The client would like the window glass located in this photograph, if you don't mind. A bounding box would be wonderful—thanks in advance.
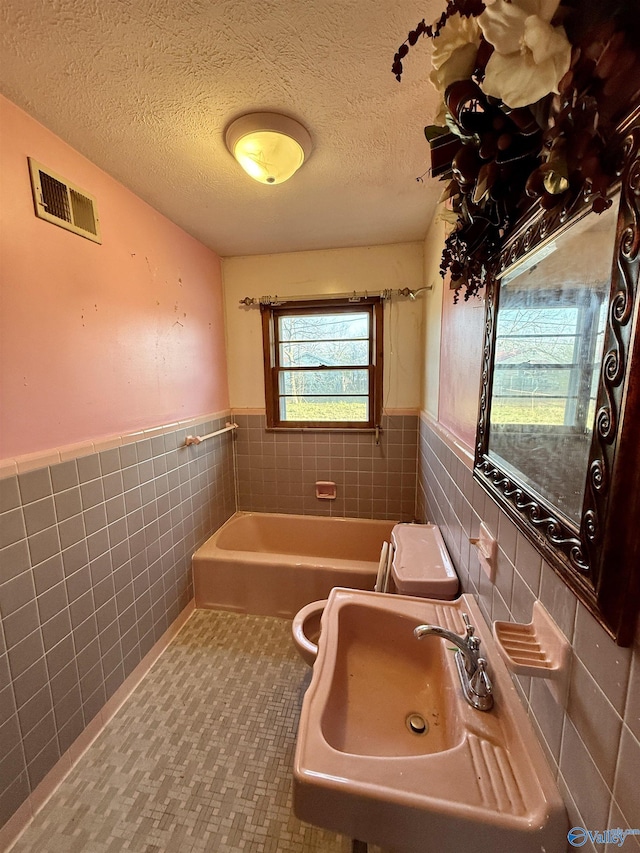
[261,298,382,429]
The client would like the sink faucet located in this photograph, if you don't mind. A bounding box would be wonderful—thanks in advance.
[414,613,493,711]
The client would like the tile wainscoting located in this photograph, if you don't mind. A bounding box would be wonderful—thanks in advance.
[3,408,637,851]
[0,415,236,832]
[417,413,640,852]
[233,412,419,522]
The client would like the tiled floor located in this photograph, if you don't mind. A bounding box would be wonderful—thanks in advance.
[9,610,355,853]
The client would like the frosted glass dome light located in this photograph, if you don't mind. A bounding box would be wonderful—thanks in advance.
[225,113,313,185]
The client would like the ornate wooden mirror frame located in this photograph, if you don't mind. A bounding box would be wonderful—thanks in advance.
[474,106,640,646]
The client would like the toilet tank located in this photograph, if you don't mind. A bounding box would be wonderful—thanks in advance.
[391,524,459,600]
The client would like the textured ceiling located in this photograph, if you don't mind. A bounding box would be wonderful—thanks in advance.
[0,0,443,257]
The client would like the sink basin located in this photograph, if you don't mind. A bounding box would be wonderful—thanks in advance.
[321,602,463,757]
[293,588,567,853]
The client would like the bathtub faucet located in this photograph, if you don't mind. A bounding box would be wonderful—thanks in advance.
[414,613,493,711]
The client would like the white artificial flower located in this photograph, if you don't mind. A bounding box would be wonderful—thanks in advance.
[477,0,572,109]
[429,13,481,96]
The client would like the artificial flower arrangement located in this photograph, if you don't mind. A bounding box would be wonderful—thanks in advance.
[394,0,640,301]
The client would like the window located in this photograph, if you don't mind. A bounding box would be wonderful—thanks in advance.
[260,297,383,428]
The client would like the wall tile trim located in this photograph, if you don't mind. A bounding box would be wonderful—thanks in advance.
[1,412,231,480]
[420,411,474,470]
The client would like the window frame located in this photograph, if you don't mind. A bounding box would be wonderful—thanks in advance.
[260,296,384,429]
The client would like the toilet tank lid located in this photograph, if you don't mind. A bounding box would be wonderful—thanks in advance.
[391,524,459,599]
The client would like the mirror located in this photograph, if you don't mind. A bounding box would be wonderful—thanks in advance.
[474,107,640,646]
[488,205,616,526]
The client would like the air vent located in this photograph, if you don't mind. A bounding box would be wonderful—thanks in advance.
[28,158,101,244]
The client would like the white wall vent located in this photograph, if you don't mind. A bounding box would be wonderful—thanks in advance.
[28,158,102,244]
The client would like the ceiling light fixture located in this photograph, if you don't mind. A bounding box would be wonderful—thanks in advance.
[225,112,313,185]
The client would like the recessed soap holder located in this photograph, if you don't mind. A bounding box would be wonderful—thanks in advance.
[470,522,496,582]
[493,601,571,706]
[315,480,337,500]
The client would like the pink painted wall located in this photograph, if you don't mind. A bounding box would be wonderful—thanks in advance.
[0,95,229,461]
[437,286,485,450]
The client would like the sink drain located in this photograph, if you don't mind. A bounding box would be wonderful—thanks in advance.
[406,713,429,735]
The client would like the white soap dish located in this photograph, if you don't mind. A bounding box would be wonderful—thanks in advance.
[493,601,571,706]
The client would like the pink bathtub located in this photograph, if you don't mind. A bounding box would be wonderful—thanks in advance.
[193,512,397,618]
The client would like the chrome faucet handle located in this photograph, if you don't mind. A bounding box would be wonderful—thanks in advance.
[461,612,475,639]
[470,658,492,699]
[461,612,481,654]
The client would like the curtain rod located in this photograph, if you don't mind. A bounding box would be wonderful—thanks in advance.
[238,287,432,307]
